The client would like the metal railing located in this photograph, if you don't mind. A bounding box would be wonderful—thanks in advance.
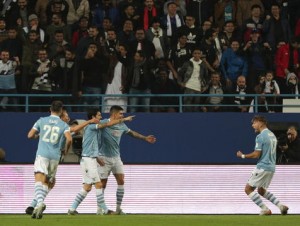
[0,93,300,113]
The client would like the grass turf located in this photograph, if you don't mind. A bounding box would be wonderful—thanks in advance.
[0,214,299,226]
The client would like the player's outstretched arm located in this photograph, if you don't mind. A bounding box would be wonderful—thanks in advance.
[98,115,135,129]
[237,150,261,159]
[71,118,99,133]
[128,130,156,143]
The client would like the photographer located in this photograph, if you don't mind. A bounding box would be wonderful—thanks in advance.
[278,126,300,163]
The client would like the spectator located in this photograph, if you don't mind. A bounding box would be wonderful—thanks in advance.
[128,27,156,60]
[21,30,43,93]
[228,75,251,112]
[186,0,215,27]
[248,74,268,113]
[263,3,292,55]
[46,12,72,44]
[236,0,264,28]
[49,47,77,109]
[0,50,20,111]
[47,29,69,60]
[29,48,53,112]
[241,4,264,44]
[46,0,69,25]
[275,37,299,91]
[71,16,89,48]
[65,0,90,26]
[5,0,35,28]
[178,14,202,50]
[0,17,8,44]
[102,43,130,113]
[22,14,46,44]
[163,0,186,17]
[284,72,299,99]
[92,0,120,30]
[262,71,280,112]
[141,0,159,31]
[150,67,179,112]
[277,126,300,163]
[214,0,236,31]
[145,17,169,60]
[161,1,184,46]
[120,3,140,30]
[99,16,113,39]
[178,48,209,112]
[202,71,225,112]
[199,29,220,74]
[76,25,101,60]
[0,26,22,60]
[118,19,135,44]
[35,0,50,28]
[103,28,119,55]
[220,39,248,92]
[199,20,213,42]
[127,50,154,112]
[77,42,109,111]
[218,20,240,52]
[243,29,272,92]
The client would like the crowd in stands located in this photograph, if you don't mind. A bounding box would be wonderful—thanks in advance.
[0,0,300,113]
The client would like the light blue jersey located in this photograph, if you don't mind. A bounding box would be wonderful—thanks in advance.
[100,118,130,157]
[255,128,277,172]
[82,123,101,158]
[33,115,70,161]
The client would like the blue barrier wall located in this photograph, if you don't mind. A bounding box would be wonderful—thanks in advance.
[0,113,299,163]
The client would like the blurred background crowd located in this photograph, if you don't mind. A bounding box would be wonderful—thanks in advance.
[1,0,300,113]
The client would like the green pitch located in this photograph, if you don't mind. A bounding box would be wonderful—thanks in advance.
[0,215,299,226]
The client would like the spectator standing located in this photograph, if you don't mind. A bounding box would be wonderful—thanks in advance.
[141,0,159,31]
[71,16,89,48]
[65,0,90,26]
[229,75,251,112]
[22,14,46,44]
[127,50,154,112]
[46,0,69,25]
[178,48,209,112]
[236,0,264,28]
[161,1,184,46]
[166,33,192,81]
[278,126,300,163]
[35,0,50,28]
[214,0,236,31]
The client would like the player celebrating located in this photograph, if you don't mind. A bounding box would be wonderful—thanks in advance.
[237,115,289,215]
[68,108,134,215]
[28,101,72,219]
[98,105,156,214]
[25,108,99,215]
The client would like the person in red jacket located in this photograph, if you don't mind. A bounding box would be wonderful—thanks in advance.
[275,37,300,91]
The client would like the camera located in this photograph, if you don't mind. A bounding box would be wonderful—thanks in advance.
[277,133,288,146]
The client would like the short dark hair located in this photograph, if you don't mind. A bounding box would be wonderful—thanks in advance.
[252,115,267,125]
[50,100,64,113]
[87,108,100,120]
[110,105,124,115]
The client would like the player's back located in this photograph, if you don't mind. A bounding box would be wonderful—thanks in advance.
[35,115,70,161]
[257,128,277,172]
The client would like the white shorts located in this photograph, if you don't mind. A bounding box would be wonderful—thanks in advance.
[247,168,274,189]
[80,157,100,184]
[97,156,124,179]
[34,155,59,182]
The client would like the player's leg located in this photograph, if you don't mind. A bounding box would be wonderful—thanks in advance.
[26,176,54,215]
[68,157,93,215]
[68,184,91,215]
[245,168,271,215]
[112,157,125,214]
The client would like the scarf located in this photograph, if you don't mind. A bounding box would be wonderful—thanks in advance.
[143,7,157,30]
[167,14,182,36]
